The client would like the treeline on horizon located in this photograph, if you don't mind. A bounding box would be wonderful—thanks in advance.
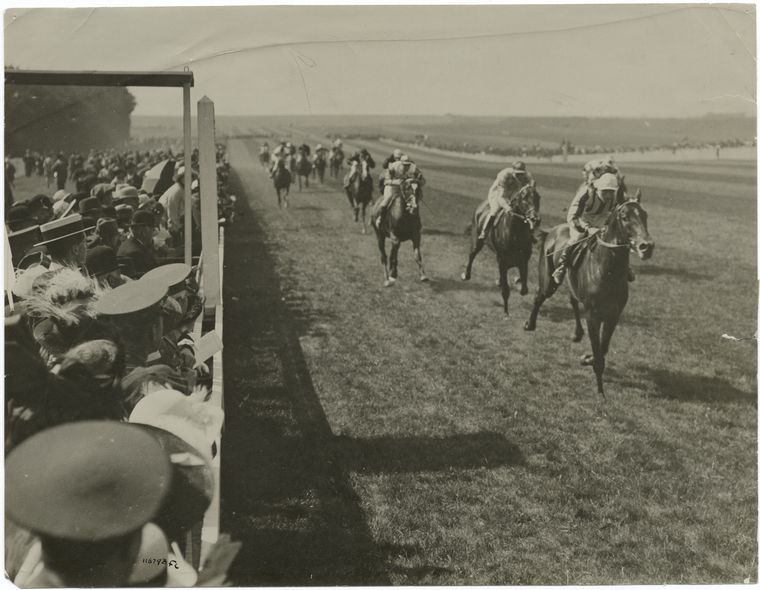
[5,84,136,154]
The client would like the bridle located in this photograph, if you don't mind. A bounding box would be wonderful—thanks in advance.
[507,184,538,227]
[597,199,643,249]
[399,179,420,213]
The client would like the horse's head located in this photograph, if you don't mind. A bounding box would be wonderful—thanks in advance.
[608,189,655,260]
[510,181,541,228]
[400,179,420,214]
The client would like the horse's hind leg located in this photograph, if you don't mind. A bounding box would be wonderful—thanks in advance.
[361,203,367,235]
[412,232,428,282]
[524,247,557,331]
[377,234,392,286]
[389,240,401,281]
[570,296,584,342]
[461,219,485,281]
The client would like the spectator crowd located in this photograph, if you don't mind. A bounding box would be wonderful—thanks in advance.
[4,142,239,587]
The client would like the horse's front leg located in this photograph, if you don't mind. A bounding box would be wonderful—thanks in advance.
[582,315,606,398]
[412,232,428,282]
[361,202,367,235]
[377,234,392,286]
[498,255,510,316]
[570,296,584,342]
[389,239,401,281]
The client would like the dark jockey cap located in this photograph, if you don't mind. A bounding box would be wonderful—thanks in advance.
[512,161,528,174]
[141,263,192,296]
[85,245,119,277]
[5,421,171,541]
[35,213,86,247]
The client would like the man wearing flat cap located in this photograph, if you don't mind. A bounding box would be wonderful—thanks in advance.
[117,210,158,278]
[6,421,172,588]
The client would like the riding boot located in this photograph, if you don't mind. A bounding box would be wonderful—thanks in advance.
[552,248,570,285]
[479,215,495,240]
[375,205,387,228]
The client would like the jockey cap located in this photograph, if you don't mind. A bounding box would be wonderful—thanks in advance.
[512,161,527,174]
[594,172,619,192]
[392,148,402,158]
[400,155,412,167]
[316,144,322,150]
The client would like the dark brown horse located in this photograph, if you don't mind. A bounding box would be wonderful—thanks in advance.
[295,152,312,191]
[371,179,427,287]
[524,190,654,396]
[461,183,541,316]
[329,149,344,179]
[345,160,373,234]
[271,158,292,208]
[313,152,327,183]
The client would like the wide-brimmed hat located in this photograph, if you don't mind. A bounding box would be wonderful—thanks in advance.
[90,182,115,201]
[5,421,171,541]
[141,263,193,296]
[96,279,167,318]
[79,196,102,217]
[34,213,86,246]
[131,210,155,228]
[86,245,120,277]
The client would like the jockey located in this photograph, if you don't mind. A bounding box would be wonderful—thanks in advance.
[343,148,376,189]
[583,156,619,184]
[298,143,311,158]
[314,144,328,158]
[374,155,426,227]
[478,161,535,241]
[332,138,343,150]
[552,172,633,284]
[269,142,290,177]
[379,148,403,192]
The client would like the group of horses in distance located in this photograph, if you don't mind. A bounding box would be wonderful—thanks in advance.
[258,140,655,396]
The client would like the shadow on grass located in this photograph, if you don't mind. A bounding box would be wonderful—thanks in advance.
[635,264,711,281]
[334,432,526,473]
[537,301,653,328]
[427,276,497,294]
[423,227,469,237]
[640,367,756,405]
[221,161,389,586]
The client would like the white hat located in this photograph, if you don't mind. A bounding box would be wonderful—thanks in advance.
[594,172,619,191]
[392,148,402,158]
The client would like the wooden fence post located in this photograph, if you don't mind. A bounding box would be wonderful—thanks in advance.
[198,96,220,309]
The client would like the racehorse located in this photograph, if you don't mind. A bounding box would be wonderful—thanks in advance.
[461,182,541,316]
[295,152,313,191]
[523,190,654,396]
[329,148,344,179]
[345,160,373,234]
[259,149,270,169]
[371,178,427,287]
[271,158,292,208]
[313,152,327,183]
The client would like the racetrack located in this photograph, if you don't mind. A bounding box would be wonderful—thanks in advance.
[221,136,756,584]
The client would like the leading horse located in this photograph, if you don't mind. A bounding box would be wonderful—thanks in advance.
[461,183,541,316]
[345,160,373,234]
[524,190,654,396]
[271,158,292,208]
[371,178,428,287]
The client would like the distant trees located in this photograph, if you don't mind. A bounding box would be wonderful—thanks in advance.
[5,82,136,154]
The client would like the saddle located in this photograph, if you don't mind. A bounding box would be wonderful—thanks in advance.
[564,229,600,268]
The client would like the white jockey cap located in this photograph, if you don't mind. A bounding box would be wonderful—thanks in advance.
[399,155,412,166]
[392,148,402,158]
[595,172,619,191]
[316,144,322,149]
[286,142,292,147]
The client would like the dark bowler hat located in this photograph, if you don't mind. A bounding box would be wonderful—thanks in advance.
[35,213,86,246]
[86,245,119,277]
[96,217,119,238]
[141,263,192,296]
[5,421,171,541]
[131,209,155,228]
[79,196,102,217]
[133,424,214,536]
[96,277,167,318]
[91,182,114,201]
[115,204,134,226]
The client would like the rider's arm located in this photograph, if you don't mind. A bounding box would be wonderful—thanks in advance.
[567,192,590,231]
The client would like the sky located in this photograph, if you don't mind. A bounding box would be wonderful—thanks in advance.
[4,4,757,118]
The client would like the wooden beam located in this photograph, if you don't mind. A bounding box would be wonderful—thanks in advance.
[183,85,193,265]
[5,69,193,87]
[197,96,221,309]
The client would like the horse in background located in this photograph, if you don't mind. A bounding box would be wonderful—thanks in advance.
[371,178,428,287]
[313,151,327,183]
[271,157,292,208]
[524,190,654,396]
[345,159,373,234]
[295,151,313,191]
[329,148,344,179]
[461,183,541,316]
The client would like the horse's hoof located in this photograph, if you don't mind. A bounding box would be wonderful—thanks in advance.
[572,331,584,343]
[383,279,396,288]
[520,286,529,296]
[523,321,535,332]
[420,275,429,282]
[502,312,511,320]
[580,354,594,366]
[461,272,470,281]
